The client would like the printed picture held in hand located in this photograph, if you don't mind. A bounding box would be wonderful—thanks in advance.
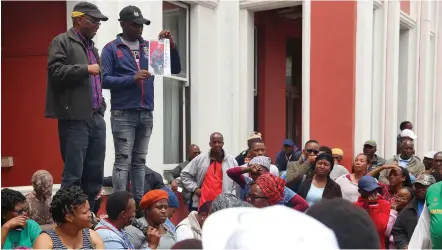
[147,38,171,76]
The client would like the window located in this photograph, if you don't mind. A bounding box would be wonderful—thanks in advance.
[163,1,190,164]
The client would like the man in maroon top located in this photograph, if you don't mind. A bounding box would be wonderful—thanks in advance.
[45,2,108,210]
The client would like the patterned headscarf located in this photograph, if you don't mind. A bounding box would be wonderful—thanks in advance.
[255,173,285,205]
[31,170,53,201]
[25,170,54,225]
[211,193,252,213]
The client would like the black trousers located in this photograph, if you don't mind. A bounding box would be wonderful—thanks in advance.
[58,112,106,211]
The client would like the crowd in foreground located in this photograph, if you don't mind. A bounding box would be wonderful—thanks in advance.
[1,129,441,249]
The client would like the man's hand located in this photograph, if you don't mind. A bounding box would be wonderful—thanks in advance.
[88,64,100,76]
[159,30,175,48]
[307,155,317,164]
[134,70,151,81]
[146,226,161,249]
[194,188,202,196]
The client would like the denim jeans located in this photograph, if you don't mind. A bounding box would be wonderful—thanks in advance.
[111,109,153,204]
[58,112,106,211]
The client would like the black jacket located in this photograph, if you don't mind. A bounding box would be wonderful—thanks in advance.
[392,198,419,249]
[45,28,106,120]
[298,176,342,200]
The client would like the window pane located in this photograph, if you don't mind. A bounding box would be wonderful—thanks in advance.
[163,78,185,164]
[163,2,187,79]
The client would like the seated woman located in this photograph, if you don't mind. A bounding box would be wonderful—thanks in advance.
[1,188,41,249]
[298,153,342,206]
[354,176,391,249]
[32,186,104,249]
[227,156,309,211]
[162,187,179,233]
[175,201,212,241]
[210,193,252,213]
[25,170,54,230]
[125,190,176,249]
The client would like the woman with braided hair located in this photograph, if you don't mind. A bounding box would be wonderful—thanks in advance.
[1,188,41,249]
[33,186,104,249]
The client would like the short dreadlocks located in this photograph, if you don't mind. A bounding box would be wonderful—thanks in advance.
[50,186,88,224]
[1,188,26,225]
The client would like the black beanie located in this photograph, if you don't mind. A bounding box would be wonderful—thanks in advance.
[315,153,335,170]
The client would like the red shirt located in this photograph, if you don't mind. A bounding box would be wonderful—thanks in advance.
[199,160,223,207]
[355,196,391,249]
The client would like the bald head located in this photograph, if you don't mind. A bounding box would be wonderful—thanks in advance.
[400,139,414,160]
[433,151,442,173]
[187,144,201,160]
[209,132,224,153]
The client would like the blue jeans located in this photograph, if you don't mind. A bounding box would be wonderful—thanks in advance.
[58,112,106,211]
[111,109,153,204]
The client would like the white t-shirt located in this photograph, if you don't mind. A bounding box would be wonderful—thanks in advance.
[335,174,359,202]
[176,224,196,242]
[306,183,325,206]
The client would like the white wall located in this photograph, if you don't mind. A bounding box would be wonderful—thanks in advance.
[356,0,442,159]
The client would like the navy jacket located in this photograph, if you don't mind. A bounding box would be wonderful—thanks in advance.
[275,150,301,171]
[101,35,181,110]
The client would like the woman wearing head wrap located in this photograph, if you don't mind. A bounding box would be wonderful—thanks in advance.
[25,170,54,228]
[247,173,285,208]
[298,153,342,206]
[227,156,309,211]
[124,190,176,249]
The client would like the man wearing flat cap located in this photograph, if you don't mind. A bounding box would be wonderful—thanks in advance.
[101,5,181,211]
[45,2,108,210]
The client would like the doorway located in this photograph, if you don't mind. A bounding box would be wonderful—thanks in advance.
[254,6,303,156]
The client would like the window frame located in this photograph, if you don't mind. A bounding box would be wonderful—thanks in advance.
[163,1,191,165]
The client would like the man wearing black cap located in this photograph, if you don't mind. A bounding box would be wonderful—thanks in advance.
[275,138,301,172]
[101,5,181,208]
[45,2,108,210]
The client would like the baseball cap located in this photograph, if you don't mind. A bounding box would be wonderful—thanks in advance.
[358,176,380,192]
[72,2,108,21]
[202,206,339,250]
[414,174,436,186]
[364,140,377,147]
[400,129,417,139]
[332,148,344,157]
[282,138,295,147]
[119,6,151,25]
[424,151,437,159]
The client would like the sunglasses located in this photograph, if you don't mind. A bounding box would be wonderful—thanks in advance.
[306,149,319,155]
[246,193,268,202]
[13,207,29,215]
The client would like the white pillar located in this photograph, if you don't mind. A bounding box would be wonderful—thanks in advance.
[371,1,388,157]
[434,3,442,150]
[416,1,433,156]
[354,0,374,156]
[384,0,400,158]
[302,0,311,145]
[237,9,255,151]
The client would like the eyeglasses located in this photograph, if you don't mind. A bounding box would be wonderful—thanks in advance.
[13,207,29,215]
[306,149,319,155]
[246,193,268,202]
[83,16,101,25]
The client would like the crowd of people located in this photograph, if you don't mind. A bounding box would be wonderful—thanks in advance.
[2,1,442,249]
